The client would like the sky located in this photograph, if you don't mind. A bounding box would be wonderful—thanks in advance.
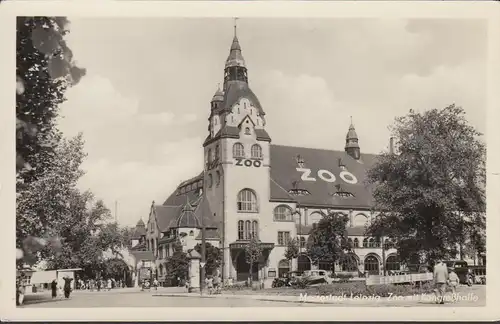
[56,18,487,227]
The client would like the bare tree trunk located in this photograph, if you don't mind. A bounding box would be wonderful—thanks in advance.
[249,261,253,286]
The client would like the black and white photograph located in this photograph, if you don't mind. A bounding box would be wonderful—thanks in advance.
[2,1,500,321]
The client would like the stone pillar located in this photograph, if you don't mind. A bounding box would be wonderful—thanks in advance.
[187,250,201,293]
[224,248,232,283]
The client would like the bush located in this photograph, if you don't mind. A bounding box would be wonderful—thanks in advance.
[334,273,354,282]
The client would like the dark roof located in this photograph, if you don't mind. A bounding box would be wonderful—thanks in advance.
[222,80,265,116]
[171,202,201,228]
[204,124,271,146]
[131,219,146,239]
[195,228,220,240]
[269,144,378,208]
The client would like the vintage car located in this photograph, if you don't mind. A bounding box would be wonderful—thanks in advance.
[469,266,486,285]
[272,271,304,288]
[302,270,333,285]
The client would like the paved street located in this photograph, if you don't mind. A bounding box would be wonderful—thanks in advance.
[21,285,485,308]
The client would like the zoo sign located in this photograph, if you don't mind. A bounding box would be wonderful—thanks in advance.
[296,168,358,185]
[235,158,262,168]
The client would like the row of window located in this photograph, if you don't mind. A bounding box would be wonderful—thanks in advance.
[206,143,263,164]
[348,237,395,248]
[237,220,259,240]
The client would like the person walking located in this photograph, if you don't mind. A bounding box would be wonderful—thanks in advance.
[51,279,58,299]
[63,277,73,299]
[448,268,460,301]
[433,260,449,304]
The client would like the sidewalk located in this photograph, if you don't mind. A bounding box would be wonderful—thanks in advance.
[152,286,485,306]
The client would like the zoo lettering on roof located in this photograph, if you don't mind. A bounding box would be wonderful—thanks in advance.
[296,168,358,185]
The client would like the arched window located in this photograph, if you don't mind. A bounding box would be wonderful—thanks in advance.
[207,174,213,188]
[386,255,400,271]
[251,220,258,239]
[354,213,368,227]
[158,246,163,259]
[369,238,375,248]
[278,259,290,278]
[353,238,359,248]
[348,238,353,247]
[216,171,221,186]
[309,212,323,224]
[364,255,380,274]
[207,149,212,164]
[300,237,306,249]
[273,205,292,221]
[233,143,245,158]
[363,238,368,247]
[245,127,251,135]
[245,220,251,240]
[251,144,262,159]
[237,220,244,240]
[374,237,381,248]
[237,189,258,212]
[215,145,220,159]
[189,230,194,236]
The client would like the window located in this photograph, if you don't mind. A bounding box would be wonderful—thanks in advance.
[237,189,258,212]
[207,149,212,164]
[158,246,163,259]
[251,220,258,239]
[386,255,400,271]
[215,145,220,159]
[369,238,375,248]
[216,171,221,186]
[363,238,368,247]
[251,144,262,159]
[364,255,379,274]
[353,238,359,248]
[238,220,244,240]
[273,205,293,221]
[245,127,251,135]
[374,237,381,248]
[300,236,306,249]
[189,230,194,236]
[277,231,291,246]
[207,174,213,188]
[245,220,251,240]
[348,238,353,247]
[233,143,245,158]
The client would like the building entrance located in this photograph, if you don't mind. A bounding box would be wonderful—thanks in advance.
[235,251,259,282]
[297,254,311,273]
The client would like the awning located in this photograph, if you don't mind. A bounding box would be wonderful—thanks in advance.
[30,270,57,284]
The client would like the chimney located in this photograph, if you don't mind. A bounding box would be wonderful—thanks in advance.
[389,137,394,155]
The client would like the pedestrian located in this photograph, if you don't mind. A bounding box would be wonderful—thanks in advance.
[466,269,474,287]
[153,278,159,290]
[205,276,214,295]
[448,268,460,300]
[96,278,101,292]
[212,272,221,294]
[16,276,26,306]
[63,277,73,299]
[51,279,58,299]
[433,260,449,304]
[107,278,112,291]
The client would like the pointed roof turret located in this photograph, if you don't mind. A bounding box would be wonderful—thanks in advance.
[345,116,359,142]
[211,84,224,102]
[136,219,145,227]
[225,18,246,69]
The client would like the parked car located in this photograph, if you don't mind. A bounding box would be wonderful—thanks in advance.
[302,270,333,285]
[468,266,486,285]
[444,260,469,284]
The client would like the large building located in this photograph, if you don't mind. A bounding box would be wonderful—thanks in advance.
[132,28,402,285]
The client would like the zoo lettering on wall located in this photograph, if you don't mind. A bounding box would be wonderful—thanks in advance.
[234,158,262,167]
[296,168,358,184]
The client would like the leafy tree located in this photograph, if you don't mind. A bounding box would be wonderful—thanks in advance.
[194,242,222,276]
[245,237,263,285]
[101,258,130,281]
[306,212,351,274]
[366,105,486,265]
[16,16,85,265]
[164,239,189,285]
[16,16,85,179]
[284,237,299,268]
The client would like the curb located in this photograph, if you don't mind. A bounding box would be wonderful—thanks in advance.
[152,293,332,305]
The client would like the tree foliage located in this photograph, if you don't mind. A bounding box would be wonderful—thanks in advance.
[16,16,86,265]
[164,239,189,284]
[245,237,263,284]
[194,242,222,276]
[366,105,486,264]
[306,212,352,273]
[284,237,299,262]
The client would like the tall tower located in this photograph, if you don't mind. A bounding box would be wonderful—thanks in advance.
[345,117,361,160]
[202,21,272,281]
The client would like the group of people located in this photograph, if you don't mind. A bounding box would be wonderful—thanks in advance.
[432,260,474,304]
[141,278,159,290]
[50,277,74,300]
[75,278,125,291]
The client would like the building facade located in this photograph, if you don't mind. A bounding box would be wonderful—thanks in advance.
[137,29,402,285]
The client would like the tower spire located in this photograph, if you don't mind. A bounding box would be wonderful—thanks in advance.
[345,116,360,160]
[234,17,238,37]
